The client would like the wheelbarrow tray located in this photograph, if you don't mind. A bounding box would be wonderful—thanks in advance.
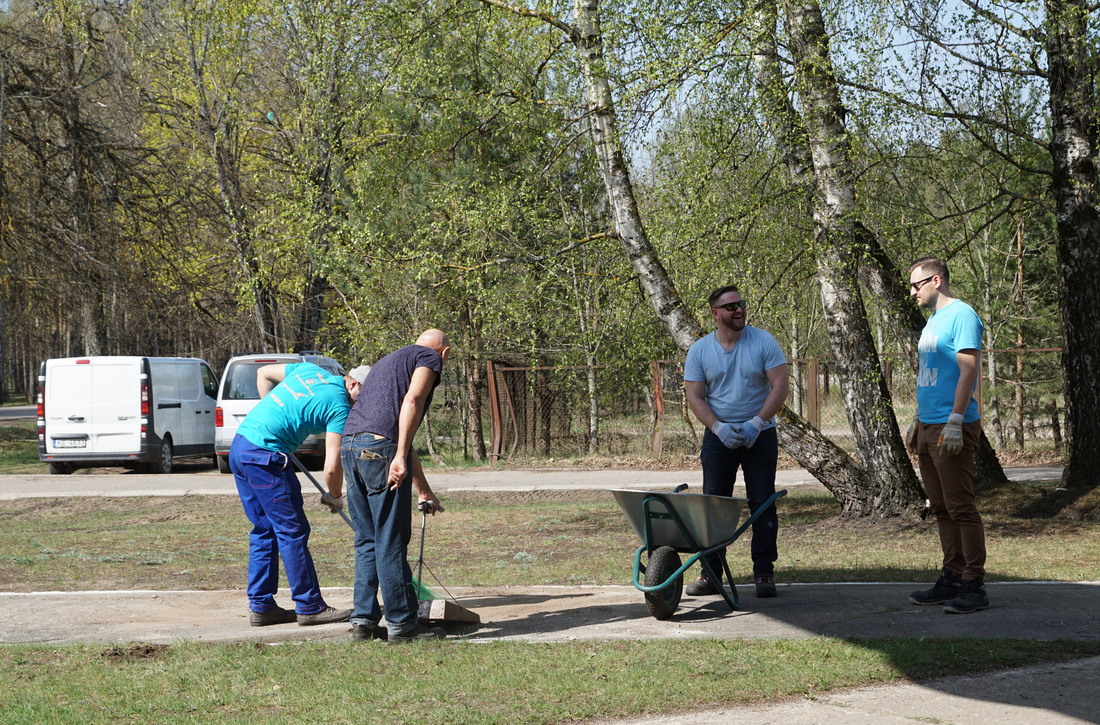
[610,487,787,620]
[609,489,746,551]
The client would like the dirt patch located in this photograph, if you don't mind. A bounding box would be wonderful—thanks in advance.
[101,643,171,661]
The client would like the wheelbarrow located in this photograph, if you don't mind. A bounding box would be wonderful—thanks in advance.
[610,485,788,620]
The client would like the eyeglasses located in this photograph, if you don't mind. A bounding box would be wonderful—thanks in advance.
[713,301,746,312]
[910,275,936,292]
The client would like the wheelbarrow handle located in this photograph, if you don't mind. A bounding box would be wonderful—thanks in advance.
[730,489,788,541]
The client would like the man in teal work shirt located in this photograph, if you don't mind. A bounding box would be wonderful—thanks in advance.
[230,361,369,627]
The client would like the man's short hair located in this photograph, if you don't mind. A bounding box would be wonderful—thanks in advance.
[909,257,949,283]
[707,285,740,308]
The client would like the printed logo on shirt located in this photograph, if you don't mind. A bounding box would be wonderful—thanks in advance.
[917,367,938,388]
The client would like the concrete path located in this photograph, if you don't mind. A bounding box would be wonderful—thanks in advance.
[0,465,1066,498]
[609,655,1100,725]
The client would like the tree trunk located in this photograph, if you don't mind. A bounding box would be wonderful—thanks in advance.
[571,0,900,506]
[465,356,488,460]
[1046,0,1100,490]
[781,0,924,513]
[571,0,699,352]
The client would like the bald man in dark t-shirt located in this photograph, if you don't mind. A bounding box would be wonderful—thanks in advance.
[341,329,450,642]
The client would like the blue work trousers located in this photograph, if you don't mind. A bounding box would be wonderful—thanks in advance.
[699,427,779,579]
[341,433,418,635]
[229,434,327,615]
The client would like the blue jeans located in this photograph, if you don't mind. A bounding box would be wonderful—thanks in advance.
[229,434,327,615]
[341,433,418,635]
[700,427,779,578]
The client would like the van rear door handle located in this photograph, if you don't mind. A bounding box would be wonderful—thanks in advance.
[68,415,85,422]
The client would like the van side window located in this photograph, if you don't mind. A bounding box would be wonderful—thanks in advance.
[150,363,181,402]
[201,365,218,399]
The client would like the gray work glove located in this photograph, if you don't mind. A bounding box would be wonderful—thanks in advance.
[710,421,744,449]
[938,414,964,456]
[740,416,767,449]
[320,492,345,514]
[904,413,919,454]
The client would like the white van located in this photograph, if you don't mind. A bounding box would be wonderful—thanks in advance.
[214,352,345,473]
[37,356,219,474]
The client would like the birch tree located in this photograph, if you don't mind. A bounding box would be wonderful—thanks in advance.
[474,0,933,516]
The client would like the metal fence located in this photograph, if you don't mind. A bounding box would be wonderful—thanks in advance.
[416,349,1065,463]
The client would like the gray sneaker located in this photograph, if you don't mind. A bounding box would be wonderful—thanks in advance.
[909,568,962,605]
[387,624,446,644]
[297,606,352,626]
[943,579,990,614]
[249,606,296,627]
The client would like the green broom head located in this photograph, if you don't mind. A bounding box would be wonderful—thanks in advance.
[411,575,439,601]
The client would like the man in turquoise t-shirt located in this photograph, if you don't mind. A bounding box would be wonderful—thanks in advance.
[230,361,368,627]
[905,257,989,614]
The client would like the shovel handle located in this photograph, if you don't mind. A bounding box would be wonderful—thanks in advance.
[288,452,354,529]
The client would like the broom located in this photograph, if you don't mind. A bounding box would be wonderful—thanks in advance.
[288,453,439,600]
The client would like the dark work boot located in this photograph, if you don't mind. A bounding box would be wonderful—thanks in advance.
[909,568,962,605]
[686,575,719,596]
[350,622,388,641]
[754,574,777,598]
[943,579,990,614]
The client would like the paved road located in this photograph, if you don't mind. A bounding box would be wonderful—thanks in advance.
[0,465,1066,499]
[0,405,34,421]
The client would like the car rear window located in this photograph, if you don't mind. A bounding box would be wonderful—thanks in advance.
[222,362,269,400]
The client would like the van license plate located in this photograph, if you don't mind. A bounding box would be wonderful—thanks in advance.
[53,439,86,449]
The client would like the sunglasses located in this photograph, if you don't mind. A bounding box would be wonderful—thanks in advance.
[910,275,936,292]
[713,301,746,312]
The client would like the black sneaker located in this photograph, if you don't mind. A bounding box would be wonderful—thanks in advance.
[686,576,719,596]
[387,624,446,644]
[909,568,962,605]
[754,574,777,598]
[249,606,296,627]
[297,606,352,626]
[943,579,990,614]
[350,622,388,641]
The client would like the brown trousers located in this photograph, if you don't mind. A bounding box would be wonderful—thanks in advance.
[915,420,986,581]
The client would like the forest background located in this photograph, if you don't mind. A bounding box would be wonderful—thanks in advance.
[2,0,1097,516]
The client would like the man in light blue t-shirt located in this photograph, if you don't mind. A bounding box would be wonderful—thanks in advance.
[230,361,369,627]
[905,257,989,615]
[683,285,789,599]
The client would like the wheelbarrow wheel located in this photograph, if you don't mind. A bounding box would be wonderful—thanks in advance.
[643,546,682,620]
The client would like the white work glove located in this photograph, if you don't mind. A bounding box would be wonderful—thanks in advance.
[905,413,919,454]
[740,417,767,449]
[711,421,744,449]
[320,492,345,514]
[938,414,964,456]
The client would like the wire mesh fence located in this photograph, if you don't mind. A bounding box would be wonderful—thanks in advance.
[418,349,1065,464]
